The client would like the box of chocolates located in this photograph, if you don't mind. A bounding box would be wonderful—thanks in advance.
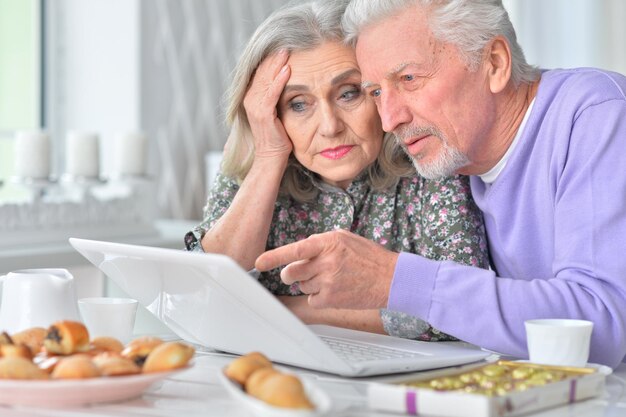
[367,360,609,417]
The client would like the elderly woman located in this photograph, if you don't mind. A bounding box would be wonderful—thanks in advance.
[185,0,488,341]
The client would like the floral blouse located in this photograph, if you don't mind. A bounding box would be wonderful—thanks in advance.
[187,171,489,341]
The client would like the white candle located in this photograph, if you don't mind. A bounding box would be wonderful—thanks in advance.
[65,131,100,178]
[115,131,147,176]
[14,131,51,179]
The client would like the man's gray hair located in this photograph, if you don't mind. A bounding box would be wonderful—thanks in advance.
[222,0,413,202]
[342,0,540,86]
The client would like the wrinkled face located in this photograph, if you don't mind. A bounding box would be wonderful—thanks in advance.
[278,41,383,189]
[356,6,495,178]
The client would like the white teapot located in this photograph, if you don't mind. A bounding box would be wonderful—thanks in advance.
[0,268,80,333]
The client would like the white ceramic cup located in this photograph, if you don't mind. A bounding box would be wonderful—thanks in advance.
[525,319,594,367]
[0,269,80,333]
[78,297,138,343]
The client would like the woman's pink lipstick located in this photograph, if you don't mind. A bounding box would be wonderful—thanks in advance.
[320,145,354,160]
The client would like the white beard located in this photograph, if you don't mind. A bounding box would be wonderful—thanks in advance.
[411,141,469,179]
[394,126,469,179]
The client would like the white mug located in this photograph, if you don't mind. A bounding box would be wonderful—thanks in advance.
[525,319,594,367]
[0,268,80,333]
[78,297,138,343]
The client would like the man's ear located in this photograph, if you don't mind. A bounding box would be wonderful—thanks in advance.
[486,36,512,94]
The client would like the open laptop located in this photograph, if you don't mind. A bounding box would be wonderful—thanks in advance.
[69,237,490,377]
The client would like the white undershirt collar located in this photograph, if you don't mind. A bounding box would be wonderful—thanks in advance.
[479,99,535,184]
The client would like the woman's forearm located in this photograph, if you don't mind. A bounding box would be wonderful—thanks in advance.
[200,156,288,269]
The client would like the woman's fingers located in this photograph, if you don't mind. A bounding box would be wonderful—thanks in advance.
[245,49,289,106]
[266,64,290,106]
[243,50,292,159]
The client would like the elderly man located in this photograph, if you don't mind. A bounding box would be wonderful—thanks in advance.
[256,0,626,368]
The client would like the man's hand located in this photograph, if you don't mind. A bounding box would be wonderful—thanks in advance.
[255,230,399,309]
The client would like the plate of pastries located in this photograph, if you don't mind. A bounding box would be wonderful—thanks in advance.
[220,351,332,417]
[0,320,195,407]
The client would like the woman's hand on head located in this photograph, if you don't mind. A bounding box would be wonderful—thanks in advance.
[244,50,293,162]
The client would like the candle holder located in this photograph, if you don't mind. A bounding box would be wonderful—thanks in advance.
[60,173,107,187]
[112,173,152,184]
[8,176,58,201]
[59,174,108,202]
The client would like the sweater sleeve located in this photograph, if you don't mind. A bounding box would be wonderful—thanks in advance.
[389,99,626,369]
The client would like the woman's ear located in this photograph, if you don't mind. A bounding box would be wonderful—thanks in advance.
[486,36,512,94]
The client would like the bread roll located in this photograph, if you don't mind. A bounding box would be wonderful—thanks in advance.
[43,321,90,355]
[90,336,124,353]
[11,327,46,355]
[244,367,280,398]
[0,343,33,360]
[142,341,194,373]
[224,351,273,385]
[34,354,61,374]
[0,332,13,345]
[0,357,49,380]
[51,355,101,379]
[225,352,314,410]
[121,336,163,367]
[93,353,141,376]
[252,372,314,409]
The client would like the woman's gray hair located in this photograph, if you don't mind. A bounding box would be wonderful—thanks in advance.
[222,0,413,203]
[342,0,540,87]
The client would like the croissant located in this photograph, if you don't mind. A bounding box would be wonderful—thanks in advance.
[11,327,47,355]
[224,351,273,385]
[226,352,314,410]
[51,355,101,379]
[0,357,49,380]
[244,367,279,397]
[90,336,124,353]
[93,353,141,376]
[251,372,314,409]
[43,321,90,355]
[34,353,62,374]
[0,343,33,360]
[121,336,163,367]
[0,332,13,345]
[142,341,195,373]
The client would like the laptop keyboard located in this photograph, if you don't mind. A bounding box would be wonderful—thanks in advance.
[320,336,423,363]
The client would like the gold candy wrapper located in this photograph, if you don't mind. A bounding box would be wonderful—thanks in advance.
[367,360,610,417]
[406,360,595,396]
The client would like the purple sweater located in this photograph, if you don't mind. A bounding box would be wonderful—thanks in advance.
[389,68,626,368]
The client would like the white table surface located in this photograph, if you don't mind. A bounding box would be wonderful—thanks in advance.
[3,350,625,417]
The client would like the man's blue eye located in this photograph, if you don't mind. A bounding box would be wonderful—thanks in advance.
[402,74,415,81]
[371,89,381,98]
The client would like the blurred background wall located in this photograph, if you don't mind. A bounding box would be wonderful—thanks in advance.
[4,0,624,222]
[43,0,290,221]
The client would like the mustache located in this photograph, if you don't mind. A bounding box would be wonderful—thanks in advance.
[393,126,443,144]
